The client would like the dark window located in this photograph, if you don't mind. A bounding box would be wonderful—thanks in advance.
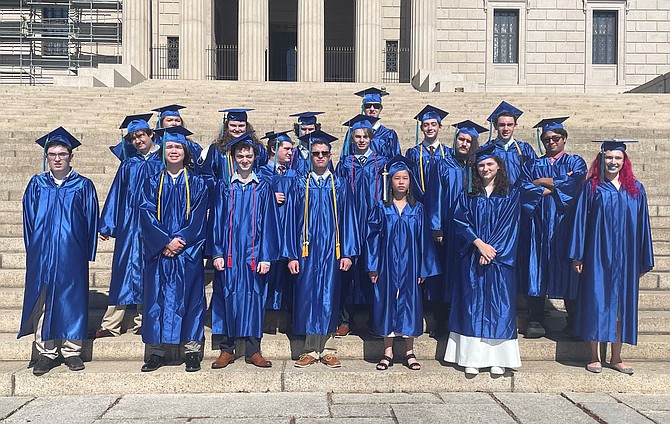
[493,10,519,64]
[593,11,617,64]
[385,40,398,73]
[167,37,179,69]
[42,7,68,57]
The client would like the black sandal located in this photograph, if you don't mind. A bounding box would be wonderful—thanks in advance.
[403,353,421,371]
[376,355,393,370]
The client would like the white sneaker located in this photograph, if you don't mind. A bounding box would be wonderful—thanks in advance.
[490,366,505,375]
[465,367,479,375]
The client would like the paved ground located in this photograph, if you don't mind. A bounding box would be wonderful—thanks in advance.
[0,392,669,423]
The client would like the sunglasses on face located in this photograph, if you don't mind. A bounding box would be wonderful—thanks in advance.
[311,151,331,157]
[363,103,381,110]
[541,135,563,143]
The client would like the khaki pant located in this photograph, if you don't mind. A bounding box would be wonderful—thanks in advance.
[29,290,82,360]
[100,304,142,335]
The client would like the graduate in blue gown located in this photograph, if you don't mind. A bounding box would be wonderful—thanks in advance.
[152,104,203,160]
[207,131,280,369]
[20,128,99,376]
[196,108,268,190]
[97,114,164,338]
[367,156,439,371]
[283,130,359,368]
[570,140,653,375]
[257,130,296,312]
[288,111,329,176]
[517,118,587,339]
[444,144,522,377]
[139,126,209,373]
[481,101,537,185]
[427,120,487,337]
[334,114,388,336]
[339,87,400,160]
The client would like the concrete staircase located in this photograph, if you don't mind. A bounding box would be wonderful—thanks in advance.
[0,81,669,395]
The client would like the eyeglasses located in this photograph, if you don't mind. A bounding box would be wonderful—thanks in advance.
[311,151,331,158]
[46,152,70,160]
[363,103,381,110]
[541,135,563,143]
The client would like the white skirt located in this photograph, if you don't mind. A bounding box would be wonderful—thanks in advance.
[444,332,522,368]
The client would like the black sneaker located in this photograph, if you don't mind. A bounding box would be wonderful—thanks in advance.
[184,352,201,372]
[525,322,546,339]
[32,355,56,376]
[141,354,166,372]
[64,356,85,371]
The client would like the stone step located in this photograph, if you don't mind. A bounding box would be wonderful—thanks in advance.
[0,237,116,253]
[3,332,670,363]
[0,359,667,396]
[0,252,114,270]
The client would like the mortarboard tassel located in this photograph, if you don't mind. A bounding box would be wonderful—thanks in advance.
[414,120,419,146]
[42,138,48,172]
[600,146,605,180]
[184,167,191,220]
[360,99,365,115]
[453,128,459,153]
[273,138,279,171]
[536,128,544,156]
[487,120,493,144]
[157,170,166,221]
[382,166,389,203]
[467,166,473,193]
[343,127,351,157]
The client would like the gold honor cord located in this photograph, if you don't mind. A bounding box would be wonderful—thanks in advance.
[157,167,191,222]
[419,144,445,192]
[513,140,522,157]
[301,174,341,260]
[302,175,310,257]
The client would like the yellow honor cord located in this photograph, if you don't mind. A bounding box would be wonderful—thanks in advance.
[419,150,425,191]
[156,168,191,222]
[302,175,310,257]
[330,173,341,260]
[513,140,522,157]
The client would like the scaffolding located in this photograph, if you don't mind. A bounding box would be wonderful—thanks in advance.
[0,0,122,85]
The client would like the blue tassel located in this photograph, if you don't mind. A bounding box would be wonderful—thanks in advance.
[467,166,473,193]
[414,120,419,146]
[487,120,493,144]
[600,147,605,180]
[453,128,459,152]
[343,127,351,156]
[273,139,279,170]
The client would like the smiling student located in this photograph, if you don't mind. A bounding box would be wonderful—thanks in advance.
[570,140,653,375]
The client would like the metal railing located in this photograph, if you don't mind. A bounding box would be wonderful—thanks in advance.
[207,44,238,80]
[150,44,179,79]
[324,46,354,82]
[382,46,410,83]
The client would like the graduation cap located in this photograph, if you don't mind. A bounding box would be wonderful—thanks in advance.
[342,114,380,131]
[297,129,338,146]
[108,141,136,162]
[119,113,153,133]
[414,105,449,124]
[486,101,523,123]
[354,87,388,105]
[290,111,323,126]
[219,108,254,122]
[379,155,424,203]
[225,130,257,150]
[593,139,639,179]
[468,143,498,164]
[451,120,489,155]
[533,117,569,155]
[154,125,193,144]
[35,127,81,150]
[152,104,186,119]
[262,130,294,169]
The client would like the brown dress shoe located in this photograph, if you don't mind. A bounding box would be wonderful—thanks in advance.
[321,354,342,368]
[335,324,350,337]
[245,352,272,368]
[94,328,114,338]
[211,351,235,369]
[294,354,318,368]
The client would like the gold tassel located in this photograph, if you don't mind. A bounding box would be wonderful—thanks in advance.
[157,170,166,221]
[330,173,341,260]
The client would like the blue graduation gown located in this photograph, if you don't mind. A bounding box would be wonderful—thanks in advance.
[405,143,455,299]
[195,144,270,191]
[256,163,295,310]
[282,173,359,335]
[99,149,163,305]
[19,171,99,341]
[517,153,587,299]
[449,188,521,340]
[366,200,440,337]
[482,138,537,185]
[207,176,280,339]
[569,180,654,345]
[140,170,209,345]
[373,124,401,160]
[335,153,388,305]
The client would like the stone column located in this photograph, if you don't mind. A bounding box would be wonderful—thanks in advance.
[238,0,268,81]
[410,0,437,80]
[180,0,207,80]
[297,0,324,82]
[355,0,382,83]
[122,0,151,78]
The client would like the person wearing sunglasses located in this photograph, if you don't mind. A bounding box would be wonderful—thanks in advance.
[516,118,587,339]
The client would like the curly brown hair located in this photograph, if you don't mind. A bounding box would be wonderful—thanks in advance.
[468,156,509,197]
[214,121,263,154]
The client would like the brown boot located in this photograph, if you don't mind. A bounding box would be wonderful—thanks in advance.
[211,351,235,369]
[245,352,272,368]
